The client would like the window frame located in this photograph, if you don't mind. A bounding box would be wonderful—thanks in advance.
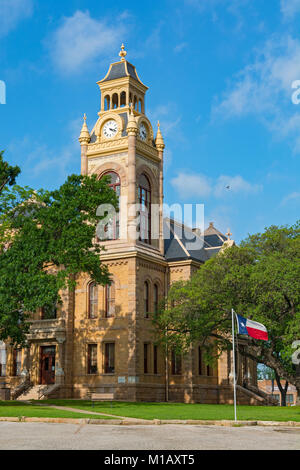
[198,347,203,376]
[138,174,151,244]
[88,282,98,319]
[105,283,115,318]
[153,344,158,375]
[144,281,150,318]
[104,343,115,374]
[100,171,120,241]
[13,349,22,377]
[171,350,182,376]
[87,344,98,375]
[153,284,159,314]
[144,343,150,374]
[0,342,6,377]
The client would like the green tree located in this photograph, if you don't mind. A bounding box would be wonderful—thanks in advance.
[0,173,118,344]
[0,151,20,195]
[153,223,300,402]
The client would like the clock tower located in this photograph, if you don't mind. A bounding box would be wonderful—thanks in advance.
[79,44,165,257]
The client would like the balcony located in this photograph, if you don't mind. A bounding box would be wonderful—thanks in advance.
[27,318,66,341]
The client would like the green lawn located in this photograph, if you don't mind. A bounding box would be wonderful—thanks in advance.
[0,401,113,419]
[39,400,300,422]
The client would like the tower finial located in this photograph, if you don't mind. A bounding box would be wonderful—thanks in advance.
[155,121,165,150]
[79,113,90,145]
[226,229,232,240]
[119,43,127,61]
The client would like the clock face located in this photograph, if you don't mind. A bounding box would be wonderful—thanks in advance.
[139,123,147,141]
[103,120,118,139]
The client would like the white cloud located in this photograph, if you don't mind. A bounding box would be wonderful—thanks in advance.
[47,10,127,74]
[185,0,250,30]
[281,0,300,20]
[7,117,82,183]
[280,191,300,206]
[171,172,212,200]
[145,21,164,51]
[205,204,234,236]
[215,175,262,197]
[0,0,33,38]
[174,42,188,54]
[213,35,300,153]
[171,171,262,200]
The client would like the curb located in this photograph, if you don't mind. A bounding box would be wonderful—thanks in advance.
[0,417,300,427]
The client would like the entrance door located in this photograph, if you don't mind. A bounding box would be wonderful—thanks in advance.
[40,346,56,385]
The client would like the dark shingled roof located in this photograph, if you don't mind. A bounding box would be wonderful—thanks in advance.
[164,219,227,263]
[101,61,141,83]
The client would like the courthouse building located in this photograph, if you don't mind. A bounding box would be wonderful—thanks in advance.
[1,46,267,404]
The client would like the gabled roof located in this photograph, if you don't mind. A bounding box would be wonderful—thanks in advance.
[164,219,228,263]
[204,222,227,248]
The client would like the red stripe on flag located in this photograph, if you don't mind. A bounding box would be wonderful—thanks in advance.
[247,327,268,341]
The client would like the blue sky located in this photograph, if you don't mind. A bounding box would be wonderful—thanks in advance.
[0,0,300,242]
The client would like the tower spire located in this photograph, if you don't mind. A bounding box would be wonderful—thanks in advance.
[119,43,127,61]
[79,113,90,144]
[155,121,165,150]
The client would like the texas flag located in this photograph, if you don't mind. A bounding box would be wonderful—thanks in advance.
[236,313,269,341]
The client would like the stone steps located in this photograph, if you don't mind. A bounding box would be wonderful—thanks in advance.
[17,384,59,401]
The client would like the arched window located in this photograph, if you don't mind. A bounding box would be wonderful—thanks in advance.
[144,281,149,318]
[138,174,151,243]
[134,96,138,110]
[112,93,118,109]
[120,91,126,107]
[104,95,110,111]
[105,282,115,318]
[154,284,159,314]
[0,342,6,377]
[100,171,120,240]
[88,282,98,319]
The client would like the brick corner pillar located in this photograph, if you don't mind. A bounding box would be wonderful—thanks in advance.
[79,114,90,176]
[126,108,138,245]
[155,121,165,256]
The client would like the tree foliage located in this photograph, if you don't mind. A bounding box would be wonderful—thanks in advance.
[0,172,118,344]
[0,151,20,195]
[154,223,300,393]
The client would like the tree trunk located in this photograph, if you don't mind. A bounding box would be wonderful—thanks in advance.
[275,371,288,407]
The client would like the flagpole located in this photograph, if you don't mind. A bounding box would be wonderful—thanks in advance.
[232,309,237,422]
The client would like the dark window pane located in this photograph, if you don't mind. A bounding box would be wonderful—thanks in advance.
[144,343,149,374]
[88,344,98,374]
[41,304,57,319]
[144,282,149,318]
[154,345,158,375]
[171,350,182,375]
[198,347,202,376]
[104,343,115,374]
